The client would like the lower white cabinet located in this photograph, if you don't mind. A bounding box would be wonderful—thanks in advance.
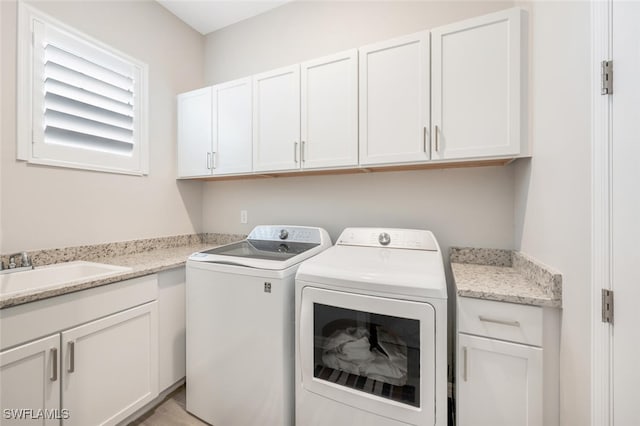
[62,302,158,426]
[0,275,159,426]
[456,297,559,426]
[457,333,542,426]
[0,334,61,426]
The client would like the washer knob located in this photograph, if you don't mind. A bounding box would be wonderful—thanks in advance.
[378,232,391,246]
[279,229,289,240]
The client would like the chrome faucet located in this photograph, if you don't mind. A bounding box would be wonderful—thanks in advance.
[1,252,34,274]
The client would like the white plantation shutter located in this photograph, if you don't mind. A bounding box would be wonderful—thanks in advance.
[19,4,148,175]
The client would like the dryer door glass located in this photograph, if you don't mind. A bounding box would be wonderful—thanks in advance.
[313,303,420,407]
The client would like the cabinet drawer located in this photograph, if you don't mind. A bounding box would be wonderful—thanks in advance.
[457,297,542,346]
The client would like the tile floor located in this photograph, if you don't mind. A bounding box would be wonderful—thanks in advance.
[128,385,208,426]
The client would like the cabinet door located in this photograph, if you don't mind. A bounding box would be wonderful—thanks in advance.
[62,302,158,426]
[432,8,526,160]
[0,334,61,426]
[457,333,542,426]
[212,78,252,175]
[301,49,358,169]
[359,32,430,166]
[253,65,301,172]
[177,87,213,177]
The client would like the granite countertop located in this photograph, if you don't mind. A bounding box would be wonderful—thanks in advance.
[0,233,244,309]
[450,247,562,308]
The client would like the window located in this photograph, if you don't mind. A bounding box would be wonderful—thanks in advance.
[17,3,149,175]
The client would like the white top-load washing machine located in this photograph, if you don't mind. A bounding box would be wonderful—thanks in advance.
[186,225,331,426]
[295,228,447,426]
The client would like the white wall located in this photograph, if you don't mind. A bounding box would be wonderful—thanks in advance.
[514,2,591,426]
[0,0,205,252]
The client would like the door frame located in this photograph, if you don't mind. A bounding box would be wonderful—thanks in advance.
[591,0,613,425]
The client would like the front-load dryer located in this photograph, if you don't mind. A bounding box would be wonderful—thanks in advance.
[295,228,447,426]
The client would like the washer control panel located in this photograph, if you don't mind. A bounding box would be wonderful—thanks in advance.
[248,226,324,244]
[337,228,439,251]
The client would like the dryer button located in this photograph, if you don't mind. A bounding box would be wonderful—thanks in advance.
[378,232,391,246]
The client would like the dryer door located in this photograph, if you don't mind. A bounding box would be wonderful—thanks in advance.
[299,287,436,425]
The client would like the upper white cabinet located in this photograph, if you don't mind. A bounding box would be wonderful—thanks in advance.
[359,31,430,166]
[177,7,527,179]
[301,49,359,169]
[213,78,253,175]
[253,65,301,172]
[177,78,252,177]
[431,8,526,160]
[177,87,212,177]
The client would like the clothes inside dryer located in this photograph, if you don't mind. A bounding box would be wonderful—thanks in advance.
[313,303,421,407]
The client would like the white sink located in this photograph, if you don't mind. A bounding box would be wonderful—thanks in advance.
[0,261,132,297]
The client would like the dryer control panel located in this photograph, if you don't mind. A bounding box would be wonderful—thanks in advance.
[336,228,439,251]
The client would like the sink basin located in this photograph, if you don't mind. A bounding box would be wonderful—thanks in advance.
[0,261,132,297]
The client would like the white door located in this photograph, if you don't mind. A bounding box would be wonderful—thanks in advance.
[213,77,252,175]
[61,302,158,426]
[253,65,301,172]
[431,8,525,160]
[359,32,430,166]
[177,87,213,177]
[611,1,640,423]
[301,49,358,169]
[457,333,542,426]
[0,334,61,426]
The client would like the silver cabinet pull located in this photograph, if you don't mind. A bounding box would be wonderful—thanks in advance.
[206,152,212,170]
[423,127,427,152]
[294,142,299,163]
[50,348,58,382]
[435,125,440,152]
[301,141,306,162]
[463,346,468,381]
[212,151,217,170]
[68,341,75,373]
[478,316,521,327]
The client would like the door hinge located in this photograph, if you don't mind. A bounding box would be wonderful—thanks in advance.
[601,60,613,95]
[602,289,614,324]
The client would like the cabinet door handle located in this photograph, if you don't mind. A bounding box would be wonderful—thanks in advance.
[294,142,299,163]
[68,341,75,373]
[423,127,428,152]
[435,125,440,152]
[212,151,217,170]
[463,346,468,381]
[50,348,58,382]
[478,316,521,327]
[301,141,306,162]
[206,152,212,170]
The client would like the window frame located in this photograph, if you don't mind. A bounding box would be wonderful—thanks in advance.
[17,3,149,176]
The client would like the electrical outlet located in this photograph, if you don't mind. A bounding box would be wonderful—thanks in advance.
[240,210,248,224]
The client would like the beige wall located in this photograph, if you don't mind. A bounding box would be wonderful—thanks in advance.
[205,1,513,85]
[0,0,205,252]
[514,2,591,425]
[202,1,592,424]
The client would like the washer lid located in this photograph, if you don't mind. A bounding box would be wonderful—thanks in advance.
[296,244,447,300]
[189,225,332,270]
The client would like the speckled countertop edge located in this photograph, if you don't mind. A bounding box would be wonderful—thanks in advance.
[450,247,563,308]
[0,233,245,309]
